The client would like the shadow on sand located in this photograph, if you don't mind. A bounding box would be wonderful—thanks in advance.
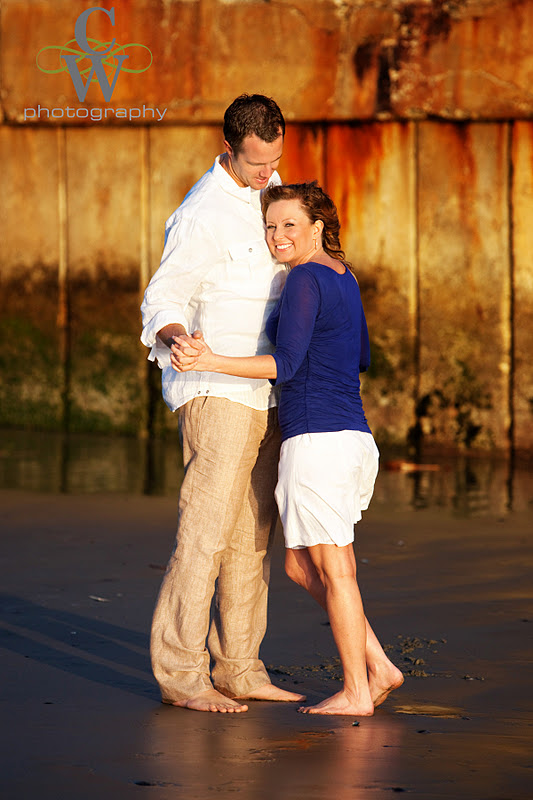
[0,593,157,701]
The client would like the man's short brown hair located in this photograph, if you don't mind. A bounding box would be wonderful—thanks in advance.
[223,94,285,154]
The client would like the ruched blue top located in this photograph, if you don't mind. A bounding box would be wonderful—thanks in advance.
[265,262,372,443]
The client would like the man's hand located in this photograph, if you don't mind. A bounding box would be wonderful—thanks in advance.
[170,330,211,372]
[156,323,188,349]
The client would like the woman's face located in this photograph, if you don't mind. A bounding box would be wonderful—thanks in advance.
[265,198,322,267]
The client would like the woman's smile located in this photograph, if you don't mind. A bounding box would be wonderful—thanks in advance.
[265,198,323,267]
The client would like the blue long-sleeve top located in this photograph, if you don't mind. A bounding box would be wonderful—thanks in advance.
[265,262,372,443]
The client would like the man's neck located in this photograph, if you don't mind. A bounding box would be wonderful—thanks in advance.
[219,153,248,189]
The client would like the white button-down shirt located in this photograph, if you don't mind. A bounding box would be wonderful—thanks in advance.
[141,156,287,412]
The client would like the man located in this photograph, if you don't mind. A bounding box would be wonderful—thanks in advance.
[141,94,305,712]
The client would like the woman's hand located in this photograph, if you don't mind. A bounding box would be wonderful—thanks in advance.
[170,331,215,372]
[170,332,277,379]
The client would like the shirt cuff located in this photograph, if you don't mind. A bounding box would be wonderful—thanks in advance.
[140,309,189,369]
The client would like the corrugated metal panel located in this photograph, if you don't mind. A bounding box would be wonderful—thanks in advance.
[0,127,60,276]
[417,121,511,451]
[0,127,63,428]
[65,127,145,433]
[511,121,533,455]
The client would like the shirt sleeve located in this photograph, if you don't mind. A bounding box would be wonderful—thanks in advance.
[265,296,281,346]
[359,309,371,372]
[140,213,221,368]
[270,267,320,386]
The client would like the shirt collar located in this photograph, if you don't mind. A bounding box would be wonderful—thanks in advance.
[211,155,276,209]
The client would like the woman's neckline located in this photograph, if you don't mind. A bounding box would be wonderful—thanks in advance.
[293,260,347,275]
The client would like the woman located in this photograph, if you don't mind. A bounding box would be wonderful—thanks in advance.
[171,182,403,716]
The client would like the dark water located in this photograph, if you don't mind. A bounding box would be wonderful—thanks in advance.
[1,429,531,517]
[0,429,183,497]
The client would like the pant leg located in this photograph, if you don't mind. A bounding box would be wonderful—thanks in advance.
[150,396,274,703]
[209,407,281,697]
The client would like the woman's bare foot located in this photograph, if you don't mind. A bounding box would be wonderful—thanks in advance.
[169,688,248,712]
[369,663,404,707]
[236,683,306,703]
[298,688,374,716]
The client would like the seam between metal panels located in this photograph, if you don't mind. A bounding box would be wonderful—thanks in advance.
[57,126,71,434]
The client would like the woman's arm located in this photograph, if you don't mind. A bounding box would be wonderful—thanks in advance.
[170,336,277,379]
[171,266,319,383]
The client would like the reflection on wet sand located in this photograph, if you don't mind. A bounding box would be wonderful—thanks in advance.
[394,702,464,718]
[140,705,404,798]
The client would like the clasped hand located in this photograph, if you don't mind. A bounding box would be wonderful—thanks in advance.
[170,331,211,372]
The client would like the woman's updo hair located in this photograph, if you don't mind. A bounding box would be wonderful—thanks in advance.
[261,181,349,265]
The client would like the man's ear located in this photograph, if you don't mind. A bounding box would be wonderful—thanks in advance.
[223,140,234,158]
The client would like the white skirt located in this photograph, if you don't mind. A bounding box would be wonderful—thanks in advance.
[275,430,379,550]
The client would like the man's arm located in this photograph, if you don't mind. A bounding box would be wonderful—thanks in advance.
[141,214,220,365]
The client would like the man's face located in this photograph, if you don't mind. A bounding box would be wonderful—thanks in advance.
[224,133,283,190]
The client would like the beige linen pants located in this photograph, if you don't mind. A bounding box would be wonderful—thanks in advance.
[150,396,281,702]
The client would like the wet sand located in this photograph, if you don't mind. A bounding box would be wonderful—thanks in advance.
[1,486,532,799]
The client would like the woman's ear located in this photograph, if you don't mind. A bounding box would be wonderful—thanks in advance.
[314,219,324,238]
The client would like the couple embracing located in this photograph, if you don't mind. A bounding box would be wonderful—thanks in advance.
[141,94,403,715]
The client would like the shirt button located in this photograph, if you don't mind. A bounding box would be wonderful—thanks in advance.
[206,390,210,394]
[248,247,253,252]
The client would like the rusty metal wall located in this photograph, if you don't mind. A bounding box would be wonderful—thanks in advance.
[417,122,512,452]
[2,119,531,453]
[1,0,532,454]
[511,122,533,456]
[4,0,533,123]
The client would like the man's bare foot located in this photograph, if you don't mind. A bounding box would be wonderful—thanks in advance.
[298,689,374,716]
[236,683,306,703]
[168,688,248,713]
[369,663,404,707]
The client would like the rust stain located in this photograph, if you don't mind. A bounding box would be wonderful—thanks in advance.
[397,0,454,58]
[376,46,393,114]
[455,123,477,186]
[328,124,385,187]
[326,123,386,235]
[424,0,453,46]
[282,124,325,185]
[436,123,483,255]
[352,32,395,116]
[353,39,379,84]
